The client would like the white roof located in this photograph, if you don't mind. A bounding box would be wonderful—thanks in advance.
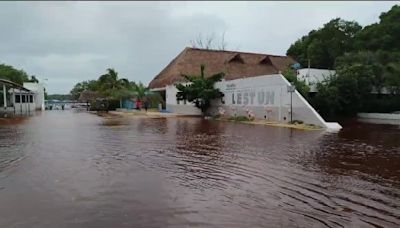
[8,88,36,94]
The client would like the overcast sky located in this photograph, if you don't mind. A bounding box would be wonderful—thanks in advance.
[0,1,396,94]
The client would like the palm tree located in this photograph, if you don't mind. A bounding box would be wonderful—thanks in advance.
[132,82,162,109]
[98,68,132,107]
[99,69,126,93]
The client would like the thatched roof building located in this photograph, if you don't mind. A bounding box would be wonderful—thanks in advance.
[148,47,296,89]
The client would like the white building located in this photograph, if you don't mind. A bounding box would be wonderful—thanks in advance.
[0,79,45,115]
[296,68,336,92]
[22,82,45,111]
[149,48,341,130]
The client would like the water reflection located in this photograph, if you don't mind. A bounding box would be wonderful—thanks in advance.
[0,111,399,227]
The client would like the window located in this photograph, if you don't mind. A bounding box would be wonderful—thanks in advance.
[176,98,180,105]
[15,95,20,103]
[22,95,26,103]
[30,95,33,103]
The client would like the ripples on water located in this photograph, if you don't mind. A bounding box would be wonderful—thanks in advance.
[0,111,399,227]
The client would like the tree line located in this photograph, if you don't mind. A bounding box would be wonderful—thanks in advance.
[70,68,160,109]
[285,4,400,119]
[0,63,40,85]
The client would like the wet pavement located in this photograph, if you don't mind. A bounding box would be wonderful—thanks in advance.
[0,111,399,227]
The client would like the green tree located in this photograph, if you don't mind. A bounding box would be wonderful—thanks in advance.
[281,68,310,99]
[132,82,149,100]
[175,65,224,116]
[98,68,130,98]
[286,5,400,118]
[355,5,400,52]
[385,62,400,95]
[287,18,362,69]
[97,68,135,108]
[70,80,99,100]
[335,51,385,95]
[311,78,341,118]
[310,63,376,117]
[130,82,162,108]
[0,63,30,85]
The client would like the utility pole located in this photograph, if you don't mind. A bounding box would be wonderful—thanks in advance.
[290,89,293,122]
[287,82,296,123]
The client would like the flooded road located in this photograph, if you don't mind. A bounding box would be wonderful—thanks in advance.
[0,111,399,227]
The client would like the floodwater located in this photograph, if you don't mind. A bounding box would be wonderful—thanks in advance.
[0,111,399,228]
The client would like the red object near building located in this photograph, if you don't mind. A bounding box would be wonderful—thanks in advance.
[136,99,142,110]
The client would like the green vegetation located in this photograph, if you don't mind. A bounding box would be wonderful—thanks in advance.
[175,65,224,116]
[287,18,362,69]
[71,69,140,100]
[227,115,250,122]
[0,63,38,85]
[70,68,137,102]
[70,68,160,109]
[282,68,309,98]
[286,5,400,118]
[70,80,99,100]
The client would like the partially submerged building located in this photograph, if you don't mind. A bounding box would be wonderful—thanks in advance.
[0,79,45,116]
[149,47,341,130]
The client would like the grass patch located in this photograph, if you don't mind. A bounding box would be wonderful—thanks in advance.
[227,115,251,122]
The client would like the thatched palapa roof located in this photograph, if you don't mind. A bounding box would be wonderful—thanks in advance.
[148,47,296,89]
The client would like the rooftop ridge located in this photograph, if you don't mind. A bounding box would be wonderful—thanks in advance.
[185,47,288,58]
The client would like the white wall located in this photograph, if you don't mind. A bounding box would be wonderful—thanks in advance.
[11,93,36,113]
[165,74,340,129]
[23,83,45,110]
[297,68,336,92]
[213,74,328,127]
[165,84,202,115]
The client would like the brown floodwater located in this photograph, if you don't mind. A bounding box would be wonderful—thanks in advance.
[0,111,399,227]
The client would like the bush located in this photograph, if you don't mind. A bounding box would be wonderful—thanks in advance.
[360,95,400,113]
[89,99,120,111]
[107,99,120,110]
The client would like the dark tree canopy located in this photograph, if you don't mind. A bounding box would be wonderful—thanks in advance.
[354,5,400,52]
[287,5,400,118]
[286,18,362,69]
[0,63,30,85]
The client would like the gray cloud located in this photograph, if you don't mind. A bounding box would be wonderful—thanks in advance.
[0,1,396,93]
